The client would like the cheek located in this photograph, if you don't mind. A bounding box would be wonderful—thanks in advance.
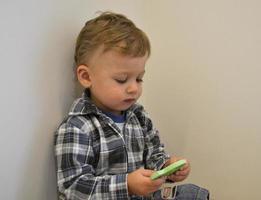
[104,84,123,97]
[138,85,143,95]
[111,86,125,96]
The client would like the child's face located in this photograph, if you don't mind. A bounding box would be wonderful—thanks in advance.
[81,49,147,115]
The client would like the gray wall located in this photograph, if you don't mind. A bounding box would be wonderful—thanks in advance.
[142,1,261,200]
[0,1,79,199]
[0,1,144,199]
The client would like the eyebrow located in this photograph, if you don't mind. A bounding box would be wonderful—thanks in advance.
[114,70,145,76]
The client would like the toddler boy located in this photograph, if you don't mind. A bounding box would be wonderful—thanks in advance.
[54,12,209,199]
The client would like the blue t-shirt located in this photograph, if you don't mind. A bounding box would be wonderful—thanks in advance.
[102,111,126,132]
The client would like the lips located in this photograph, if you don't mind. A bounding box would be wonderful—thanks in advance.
[124,98,136,103]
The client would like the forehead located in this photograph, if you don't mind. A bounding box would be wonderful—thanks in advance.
[91,48,148,73]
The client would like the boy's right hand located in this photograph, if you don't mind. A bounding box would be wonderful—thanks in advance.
[127,168,165,196]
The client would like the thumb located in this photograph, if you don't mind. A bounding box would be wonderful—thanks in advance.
[140,169,155,177]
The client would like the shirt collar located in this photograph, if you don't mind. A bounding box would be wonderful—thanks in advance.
[68,89,143,117]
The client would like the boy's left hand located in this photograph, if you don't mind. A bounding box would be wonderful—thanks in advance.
[164,156,191,182]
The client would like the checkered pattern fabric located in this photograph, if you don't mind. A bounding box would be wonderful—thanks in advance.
[54,89,170,199]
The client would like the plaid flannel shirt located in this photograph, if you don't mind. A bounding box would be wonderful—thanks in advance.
[54,90,170,199]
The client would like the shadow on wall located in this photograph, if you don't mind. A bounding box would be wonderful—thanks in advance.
[17,125,58,200]
[15,19,75,199]
[75,81,85,98]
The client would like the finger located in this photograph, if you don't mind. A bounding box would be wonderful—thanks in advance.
[169,156,180,164]
[140,169,155,177]
[151,177,165,185]
[173,173,187,179]
[175,168,188,175]
[169,174,186,182]
[183,160,190,169]
[173,176,186,182]
[177,165,190,175]
[169,171,188,179]
[180,165,189,171]
[148,178,165,192]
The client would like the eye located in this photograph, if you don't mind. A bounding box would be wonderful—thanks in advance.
[136,78,143,83]
[115,79,127,84]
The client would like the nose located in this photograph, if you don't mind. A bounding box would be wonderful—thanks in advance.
[126,81,139,94]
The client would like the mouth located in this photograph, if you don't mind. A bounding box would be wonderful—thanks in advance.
[124,98,136,104]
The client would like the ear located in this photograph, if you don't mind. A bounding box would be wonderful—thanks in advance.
[77,65,92,88]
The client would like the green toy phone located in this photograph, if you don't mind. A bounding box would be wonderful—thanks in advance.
[151,159,187,180]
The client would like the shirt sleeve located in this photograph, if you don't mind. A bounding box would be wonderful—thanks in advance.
[54,121,129,200]
[141,110,170,171]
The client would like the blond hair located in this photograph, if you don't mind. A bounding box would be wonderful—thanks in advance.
[74,11,150,67]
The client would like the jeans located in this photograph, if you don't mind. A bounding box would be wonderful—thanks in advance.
[152,183,209,200]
